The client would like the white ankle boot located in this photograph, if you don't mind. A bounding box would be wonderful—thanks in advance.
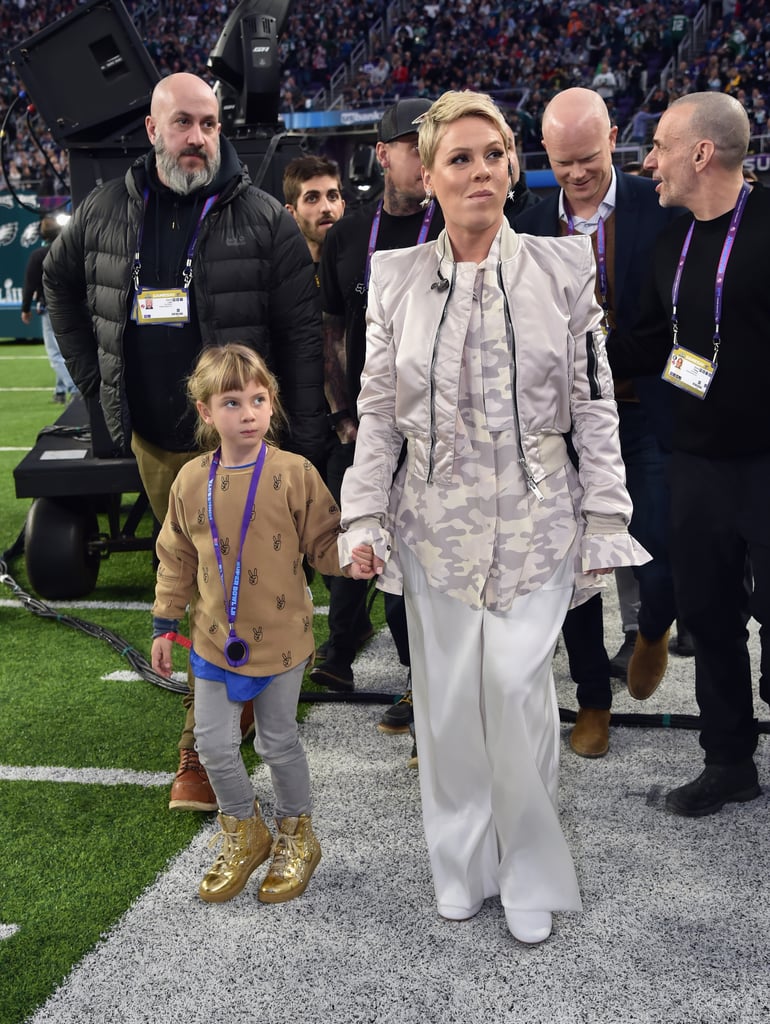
[505,909,552,944]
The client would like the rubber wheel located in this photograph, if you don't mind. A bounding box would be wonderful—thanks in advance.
[24,497,100,599]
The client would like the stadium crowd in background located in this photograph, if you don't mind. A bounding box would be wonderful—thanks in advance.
[3,1,770,195]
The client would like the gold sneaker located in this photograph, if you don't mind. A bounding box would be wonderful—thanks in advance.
[199,806,272,903]
[258,814,321,904]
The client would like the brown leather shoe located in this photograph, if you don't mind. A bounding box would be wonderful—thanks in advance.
[627,629,670,700]
[169,749,217,812]
[569,708,611,758]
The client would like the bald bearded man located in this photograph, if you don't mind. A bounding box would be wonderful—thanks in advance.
[44,72,327,810]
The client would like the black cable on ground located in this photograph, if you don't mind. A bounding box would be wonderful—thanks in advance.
[301,689,398,705]
[0,558,188,695]
[1,528,25,567]
[3,552,769,731]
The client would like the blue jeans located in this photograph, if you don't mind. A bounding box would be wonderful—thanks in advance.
[41,311,77,396]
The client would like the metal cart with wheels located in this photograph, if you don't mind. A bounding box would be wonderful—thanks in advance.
[12,396,154,599]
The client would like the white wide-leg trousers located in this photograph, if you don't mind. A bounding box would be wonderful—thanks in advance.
[400,544,582,917]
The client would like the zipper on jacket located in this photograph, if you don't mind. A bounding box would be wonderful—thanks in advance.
[497,262,545,502]
[427,264,455,484]
[585,330,601,399]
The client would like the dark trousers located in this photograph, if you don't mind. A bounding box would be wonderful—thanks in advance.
[619,403,677,640]
[324,439,411,669]
[561,403,678,709]
[670,450,770,764]
[324,440,371,662]
[561,593,611,710]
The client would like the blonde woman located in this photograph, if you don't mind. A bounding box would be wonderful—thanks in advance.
[341,91,649,943]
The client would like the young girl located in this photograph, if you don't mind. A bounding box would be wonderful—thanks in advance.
[151,343,342,905]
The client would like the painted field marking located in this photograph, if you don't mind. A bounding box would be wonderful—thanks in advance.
[0,765,174,786]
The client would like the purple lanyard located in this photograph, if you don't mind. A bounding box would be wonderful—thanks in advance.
[132,188,219,292]
[566,207,608,313]
[206,442,266,632]
[364,199,436,288]
[671,183,750,362]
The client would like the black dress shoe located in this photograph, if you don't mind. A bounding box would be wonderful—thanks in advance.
[378,684,413,734]
[316,626,374,663]
[608,630,637,680]
[309,656,354,692]
[666,761,761,817]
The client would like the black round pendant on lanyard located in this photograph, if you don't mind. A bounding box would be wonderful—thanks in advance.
[207,443,267,668]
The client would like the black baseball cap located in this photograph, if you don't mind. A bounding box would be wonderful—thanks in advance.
[377,98,433,143]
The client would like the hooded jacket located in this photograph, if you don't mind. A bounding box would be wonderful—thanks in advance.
[43,136,326,464]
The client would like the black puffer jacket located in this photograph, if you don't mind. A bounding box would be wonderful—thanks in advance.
[43,138,326,464]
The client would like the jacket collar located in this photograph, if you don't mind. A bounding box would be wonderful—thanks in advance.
[434,219,521,281]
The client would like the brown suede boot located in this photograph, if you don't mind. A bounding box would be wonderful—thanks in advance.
[258,815,321,904]
[569,708,611,758]
[198,805,272,903]
[627,629,670,700]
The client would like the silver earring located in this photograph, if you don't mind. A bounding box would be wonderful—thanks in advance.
[507,183,516,202]
[420,187,433,209]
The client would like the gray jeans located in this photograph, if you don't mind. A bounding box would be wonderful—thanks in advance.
[194,660,311,820]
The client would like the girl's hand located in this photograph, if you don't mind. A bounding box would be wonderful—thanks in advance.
[151,636,174,678]
[348,544,384,580]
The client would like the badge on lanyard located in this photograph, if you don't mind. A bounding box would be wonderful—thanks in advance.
[662,344,716,399]
[665,182,750,402]
[131,190,217,328]
[132,288,190,324]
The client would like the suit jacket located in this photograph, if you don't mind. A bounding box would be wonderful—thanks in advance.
[513,171,685,449]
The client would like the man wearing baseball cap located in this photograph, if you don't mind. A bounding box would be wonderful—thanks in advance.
[312,99,438,747]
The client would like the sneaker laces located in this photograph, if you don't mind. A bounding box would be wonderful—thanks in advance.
[206,825,236,867]
[269,831,301,876]
[396,690,413,707]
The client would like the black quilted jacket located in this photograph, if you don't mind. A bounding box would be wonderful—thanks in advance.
[43,137,326,465]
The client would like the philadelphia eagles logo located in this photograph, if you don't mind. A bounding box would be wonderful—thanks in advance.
[0,223,18,246]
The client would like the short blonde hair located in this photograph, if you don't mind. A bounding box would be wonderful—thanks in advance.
[417,91,510,170]
[187,343,287,451]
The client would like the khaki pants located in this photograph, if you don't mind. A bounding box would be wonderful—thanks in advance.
[131,432,200,749]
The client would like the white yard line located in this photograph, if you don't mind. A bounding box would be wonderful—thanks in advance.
[0,598,331,615]
[0,598,156,611]
[0,765,174,786]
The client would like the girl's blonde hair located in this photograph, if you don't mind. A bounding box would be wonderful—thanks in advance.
[417,90,510,170]
[186,343,287,451]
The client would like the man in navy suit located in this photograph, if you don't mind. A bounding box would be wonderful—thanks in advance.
[515,87,683,756]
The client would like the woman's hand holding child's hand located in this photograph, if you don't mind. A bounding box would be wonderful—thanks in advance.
[347,544,384,580]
